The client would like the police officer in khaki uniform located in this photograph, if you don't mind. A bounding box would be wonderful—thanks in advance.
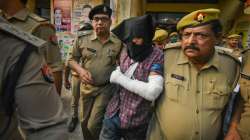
[0,16,68,140]
[68,4,122,140]
[147,8,241,140]
[0,0,63,94]
[225,48,250,140]
[153,28,168,50]
[221,34,243,135]
[225,34,243,57]
[67,23,93,133]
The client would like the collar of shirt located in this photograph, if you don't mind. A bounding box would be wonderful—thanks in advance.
[177,49,220,71]
[5,8,29,21]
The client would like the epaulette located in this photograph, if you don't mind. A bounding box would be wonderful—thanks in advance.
[241,48,250,54]
[0,22,46,47]
[77,30,92,37]
[29,13,47,22]
[215,46,233,53]
[241,72,250,80]
[163,42,181,50]
[217,48,241,64]
[31,22,55,32]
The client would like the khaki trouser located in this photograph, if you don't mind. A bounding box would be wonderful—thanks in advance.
[146,113,166,140]
[80,84,115,140]
[0,114,23,140]
[71,75,80,118]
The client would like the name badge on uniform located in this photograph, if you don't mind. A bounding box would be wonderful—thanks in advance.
[171,73,185,81]
[241,72,250,80]
[86,47,97,53]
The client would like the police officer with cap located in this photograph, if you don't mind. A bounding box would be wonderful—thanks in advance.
[147,8,240,140]
[68,4,122,140]
[226,34,243,57]
[153,28,168,50]
[225,48,250,140]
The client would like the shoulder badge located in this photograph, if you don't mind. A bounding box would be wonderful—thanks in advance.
[29,13,47,22]
[41,64,54,83]
[49,34,58,45]
[0,22,46,47]
[163,42,181,50]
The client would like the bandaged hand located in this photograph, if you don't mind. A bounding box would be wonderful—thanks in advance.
[110,66,163,101]
[110,66,123,84]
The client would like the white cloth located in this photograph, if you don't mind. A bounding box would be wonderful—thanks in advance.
[110,67,163,101]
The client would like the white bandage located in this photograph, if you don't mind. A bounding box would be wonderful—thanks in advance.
[110,68,163,101]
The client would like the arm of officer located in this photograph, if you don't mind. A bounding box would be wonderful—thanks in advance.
[224,96,243,140]
[11,46,68,140]
[68,38,93,84]
[32,25,63,94]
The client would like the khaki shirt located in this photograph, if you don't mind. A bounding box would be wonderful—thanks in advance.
[0,19,67,139]
[238,48,250,138]
[68,32,122,94]
[2,8,62,72]
[154,46,240,140]
[224,44,243,58]
[231,48,243,58]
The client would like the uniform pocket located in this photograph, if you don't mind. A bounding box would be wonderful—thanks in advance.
[82,47,97,61]
[204,87,230,110]
[106,48,118,65]
[165,78,185,102]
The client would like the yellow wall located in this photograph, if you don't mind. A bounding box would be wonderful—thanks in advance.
[26,0,36,12]
[146,3,218,13]
[219,0,249,48]
[218,0,242,34]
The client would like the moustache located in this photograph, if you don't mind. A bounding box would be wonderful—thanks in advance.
[184,45,200,51]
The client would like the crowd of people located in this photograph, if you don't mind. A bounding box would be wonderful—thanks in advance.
[0,1,250,140]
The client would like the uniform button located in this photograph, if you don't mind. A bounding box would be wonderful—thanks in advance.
[196,109,199,114]
[195,131,199,135]
[196,90,200,94]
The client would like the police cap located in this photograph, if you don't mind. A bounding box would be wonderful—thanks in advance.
[89,4,112,20]
[177,8,220,31]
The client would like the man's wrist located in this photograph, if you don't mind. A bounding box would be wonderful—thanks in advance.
[230,122,238,129]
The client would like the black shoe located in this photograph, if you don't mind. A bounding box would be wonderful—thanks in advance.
[68,117,78,132]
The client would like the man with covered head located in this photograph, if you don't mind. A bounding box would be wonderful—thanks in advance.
[147,8,241,140]
[99,15,164,140]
